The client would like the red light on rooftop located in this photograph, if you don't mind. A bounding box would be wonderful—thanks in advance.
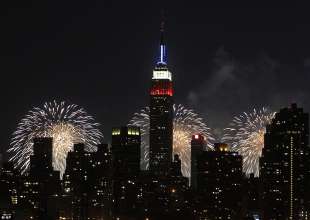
[192,134,204,141]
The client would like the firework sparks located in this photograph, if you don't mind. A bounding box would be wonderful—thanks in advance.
[129,104,213,177]
[8,101,103,176]
[223,107,275,177]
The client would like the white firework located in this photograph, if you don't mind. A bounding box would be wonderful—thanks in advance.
[8,101,103,176]
[129,104,213,177]
[223,107,275,177]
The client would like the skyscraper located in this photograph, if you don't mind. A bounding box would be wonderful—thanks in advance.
[111,126,141,218]
[89,143,113,219]
[149,21,173,175]
[63,143,113,220]
[260,103,310,220]
[196,143,243,219]
[30,137,53,176]
[63,143,90,219]
[26,137,60,219]
[112,126,141,176]
[190,134,206,189]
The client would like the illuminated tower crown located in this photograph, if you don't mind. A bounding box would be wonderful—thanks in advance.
[151,20,173,96]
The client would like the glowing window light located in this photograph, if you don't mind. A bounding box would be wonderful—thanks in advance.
[112,129,121,136]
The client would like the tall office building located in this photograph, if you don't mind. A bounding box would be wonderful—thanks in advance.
[26,137,60,219]
[111,126,141,218]
[30,137,53,177]
[63,143,113,219]
[149,21,174,175]
[112,126,141,176]
[90,143,113,219]
[197,143,243,219]
[190,134,206,189]
[63,143,91,219]
[260,103,310,220]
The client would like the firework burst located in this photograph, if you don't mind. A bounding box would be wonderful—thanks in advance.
[129,104,213,177]
[223,107,275,177]
[8,101,103,176]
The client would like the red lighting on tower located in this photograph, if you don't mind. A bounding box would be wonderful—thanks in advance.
[150,81,173,96]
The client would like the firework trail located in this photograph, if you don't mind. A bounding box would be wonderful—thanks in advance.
[129,104,213,177]
[223,107,275,177]
[8,101,103,176]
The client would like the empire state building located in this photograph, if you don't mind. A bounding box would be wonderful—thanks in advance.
[149,22,173,175]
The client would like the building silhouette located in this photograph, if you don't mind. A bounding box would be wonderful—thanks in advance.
[197,143,243,219]
[190,134,206,189]
[90,143,113,218]
[260,103,310,219]
[63,142,113,219]
[20,137,61,219]
[149,21,174,175]
[243,173,262,220]
[111,126,141,219]
[112,126,141,176]
[29,137,53,176]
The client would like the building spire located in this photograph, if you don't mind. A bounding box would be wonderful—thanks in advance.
[160,15,165,45]
[157,11,167,65]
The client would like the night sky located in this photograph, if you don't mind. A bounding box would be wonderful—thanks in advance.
[1,2,309,156]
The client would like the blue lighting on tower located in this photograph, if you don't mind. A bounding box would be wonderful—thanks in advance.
[157,44,166,65]
[156,17,167,66]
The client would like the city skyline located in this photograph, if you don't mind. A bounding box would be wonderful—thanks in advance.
[1,2,309,156]
[1,3,310,218]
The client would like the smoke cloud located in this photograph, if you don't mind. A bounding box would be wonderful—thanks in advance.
[186,47,310,139]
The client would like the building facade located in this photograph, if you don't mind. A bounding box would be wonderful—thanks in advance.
[111,126,141,218]
[63,143,113,219]
[197,143,243,219]
[22,137,61,219]
[112,126,141,177]
[260,103,310,220]
[190,134,206,189]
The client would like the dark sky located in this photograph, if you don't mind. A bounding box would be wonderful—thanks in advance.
[1,1,309,156]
